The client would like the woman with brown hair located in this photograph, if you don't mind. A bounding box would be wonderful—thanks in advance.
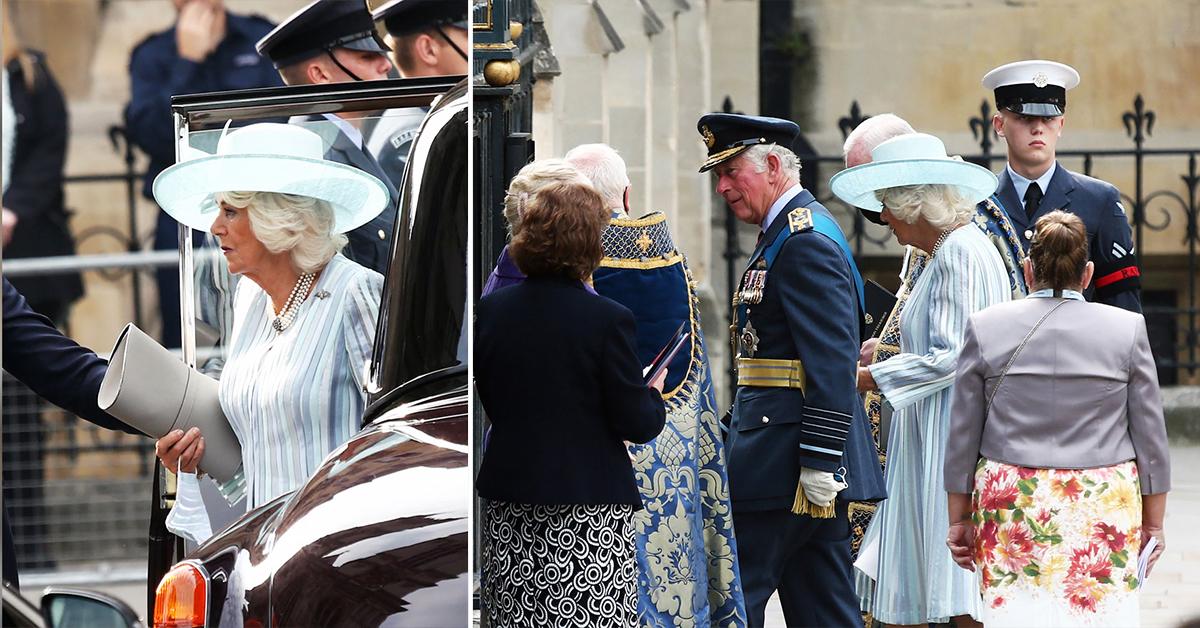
[945,210,1171,627]
[474,161,667,627]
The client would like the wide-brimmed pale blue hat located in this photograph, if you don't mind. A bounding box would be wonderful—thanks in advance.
[829,133,998,213]
[152,123,390,234]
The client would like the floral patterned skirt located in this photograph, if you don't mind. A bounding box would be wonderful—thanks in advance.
[972,458,1142,627]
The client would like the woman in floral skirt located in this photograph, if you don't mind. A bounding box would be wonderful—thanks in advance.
[945,211,1171,627]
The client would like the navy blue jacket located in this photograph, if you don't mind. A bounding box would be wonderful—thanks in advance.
[124,12,281,199]
[997,163,1142,312]
[474,276,666,506]
[728,191,887,511]
[294,115,399,275]
[2,279,140,434]
[2,278,142,588]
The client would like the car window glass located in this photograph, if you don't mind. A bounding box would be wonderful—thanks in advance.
[178,109,426,379]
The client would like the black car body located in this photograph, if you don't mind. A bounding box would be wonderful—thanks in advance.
[153,78,468,627]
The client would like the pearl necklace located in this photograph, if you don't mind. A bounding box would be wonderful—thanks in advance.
[930,227,955,258]
[271,272,316,333]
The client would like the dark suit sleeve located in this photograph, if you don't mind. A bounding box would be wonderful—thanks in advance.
[3,56,67,225]
[2,279,142,435]
[945,317,987,494]
[1091,190,1142,313]
[600,306,666,444]
[1126,316,1170,493]
[775,232,861,472]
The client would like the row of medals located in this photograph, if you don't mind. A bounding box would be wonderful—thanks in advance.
[731,266,767,358]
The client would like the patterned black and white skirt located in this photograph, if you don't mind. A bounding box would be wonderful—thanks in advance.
[481,500,638,628]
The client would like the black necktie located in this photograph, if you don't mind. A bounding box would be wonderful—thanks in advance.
[1024,182,1044,222]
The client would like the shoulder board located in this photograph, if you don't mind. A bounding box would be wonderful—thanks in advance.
[787,207,814,234]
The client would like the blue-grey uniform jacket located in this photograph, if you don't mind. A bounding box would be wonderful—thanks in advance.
[295,115,399,275]
[727,190,887,511]
[996,163,1142,312]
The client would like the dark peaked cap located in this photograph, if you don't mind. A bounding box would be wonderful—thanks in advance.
[257,0,390,69]
[373,0,469,36]
[696,113,800,173]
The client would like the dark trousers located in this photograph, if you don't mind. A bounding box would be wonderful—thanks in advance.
[733,501,858,628]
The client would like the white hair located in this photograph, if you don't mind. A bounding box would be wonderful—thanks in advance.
[741,144,801,182]
[563,143,630,213]
[842,113,916,167]
[216,191,346,273]
[875,184,974,230]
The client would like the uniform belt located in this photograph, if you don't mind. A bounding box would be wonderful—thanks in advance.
[736,358,806,392]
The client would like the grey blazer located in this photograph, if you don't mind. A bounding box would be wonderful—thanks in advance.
[945,296,1170,495]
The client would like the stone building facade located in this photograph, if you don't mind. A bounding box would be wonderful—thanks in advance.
[528,0,1200,392]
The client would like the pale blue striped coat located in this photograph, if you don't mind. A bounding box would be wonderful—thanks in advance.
[857,226,1010,625]
[216,254,382,509]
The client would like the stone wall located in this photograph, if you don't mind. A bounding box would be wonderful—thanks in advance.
[530,0,758,404]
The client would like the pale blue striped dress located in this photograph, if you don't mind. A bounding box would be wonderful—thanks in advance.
[216,254,382,509]
[858,226,1009,624]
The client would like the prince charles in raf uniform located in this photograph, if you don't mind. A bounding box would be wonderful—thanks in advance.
[698,113,886,627]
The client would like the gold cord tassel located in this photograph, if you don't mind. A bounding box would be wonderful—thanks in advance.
[791,481,837,518]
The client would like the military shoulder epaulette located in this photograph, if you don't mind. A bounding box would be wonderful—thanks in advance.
[787,207,814,234]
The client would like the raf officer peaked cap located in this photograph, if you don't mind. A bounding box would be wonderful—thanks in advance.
[696,113,800,173]
[257,0,390,69]
[982,59,1080,118]
[373,0,469,36]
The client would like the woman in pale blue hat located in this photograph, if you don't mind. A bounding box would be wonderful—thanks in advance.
[832,133,1011,627]
[148,122,390,511]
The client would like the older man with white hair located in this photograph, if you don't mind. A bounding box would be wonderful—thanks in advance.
[563,143,631,217]
[564,142,748,625]
[696,113,886,628]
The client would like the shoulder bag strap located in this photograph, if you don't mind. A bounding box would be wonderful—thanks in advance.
[985,299,1070,416]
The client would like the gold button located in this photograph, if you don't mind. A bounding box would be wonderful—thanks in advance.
[761,416,770,424]
[378,229,387,240]
[1024,229,1033,240]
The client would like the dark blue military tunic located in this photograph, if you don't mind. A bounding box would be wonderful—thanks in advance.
[728,190,886,510]
[996,162,1142,312]
[294,115,399,275]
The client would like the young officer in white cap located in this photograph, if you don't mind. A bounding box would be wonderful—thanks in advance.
[984,59,1142,312]
[256,0,398,275]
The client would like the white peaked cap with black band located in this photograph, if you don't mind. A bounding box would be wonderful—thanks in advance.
[982,60,1080,118]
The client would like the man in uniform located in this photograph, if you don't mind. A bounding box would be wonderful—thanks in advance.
[985,59,1141,311]
[125,0,281,348]
[698,113,886,627]
[257,0,398,274]
[367,0,469,189]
